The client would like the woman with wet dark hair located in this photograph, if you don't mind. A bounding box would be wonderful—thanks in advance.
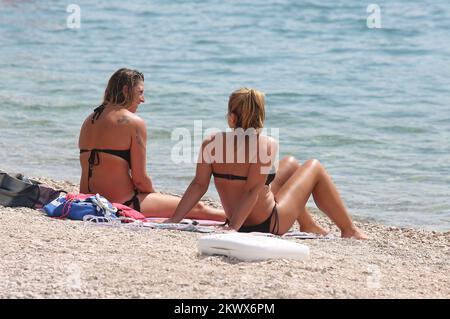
[78,68,225,220]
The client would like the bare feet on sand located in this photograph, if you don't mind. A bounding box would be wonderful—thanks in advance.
[300,223,329,236]
[300,222,368,240]
[341,227,368,240]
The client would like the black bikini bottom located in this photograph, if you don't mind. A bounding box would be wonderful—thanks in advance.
[224,204,279,234]
[123,189,141,212]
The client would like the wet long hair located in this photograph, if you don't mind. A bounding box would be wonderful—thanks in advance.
[102,68,144,107]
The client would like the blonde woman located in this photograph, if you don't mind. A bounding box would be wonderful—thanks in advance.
[78,68,225,220]
[166,88,367,239]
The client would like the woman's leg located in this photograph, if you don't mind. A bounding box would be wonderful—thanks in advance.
[275,159,367,239]
[137,192,226,221]
[271,156,328,235]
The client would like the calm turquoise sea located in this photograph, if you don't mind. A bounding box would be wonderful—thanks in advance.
[0,0,449,230]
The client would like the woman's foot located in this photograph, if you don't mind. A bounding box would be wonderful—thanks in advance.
[341,226,368,240]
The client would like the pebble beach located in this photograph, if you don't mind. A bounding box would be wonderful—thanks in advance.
[0,178,448,299]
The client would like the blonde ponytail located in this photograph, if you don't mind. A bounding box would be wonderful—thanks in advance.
[228,88,265,131]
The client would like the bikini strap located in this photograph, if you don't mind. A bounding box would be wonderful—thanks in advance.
[86,149,100,192]
[132,191,141,212]
[123,189,141,212]
[270,204,279,234]
[91,104,105,124]
[212,172,247,181]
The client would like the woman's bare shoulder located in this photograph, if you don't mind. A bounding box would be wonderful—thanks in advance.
[114,110,146,130]
[79,112,95,137]
[203,131,223,146]
[116,109,143,123]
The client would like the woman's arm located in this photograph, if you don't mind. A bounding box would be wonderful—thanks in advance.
[165,140,212,223]
[130,117,155,193]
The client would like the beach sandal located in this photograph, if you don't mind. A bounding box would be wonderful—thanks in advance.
[83,215,144,231]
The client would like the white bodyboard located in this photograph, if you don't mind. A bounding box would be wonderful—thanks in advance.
[198,232,310,261]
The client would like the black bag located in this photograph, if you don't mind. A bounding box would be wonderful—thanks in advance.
[0,171,65,208]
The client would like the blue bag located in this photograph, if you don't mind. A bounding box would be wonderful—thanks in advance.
[44,193,118,221]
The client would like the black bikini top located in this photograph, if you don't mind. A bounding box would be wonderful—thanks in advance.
[80,105,132,192]
[212,171,276,186]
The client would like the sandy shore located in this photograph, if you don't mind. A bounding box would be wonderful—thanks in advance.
[0,177,449,299]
